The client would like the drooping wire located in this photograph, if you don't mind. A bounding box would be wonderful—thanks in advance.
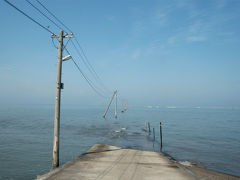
[52,36,71,51]
[65,48,107,98]
[32,0,111,94]
[8,0,112,99]
[5,0,112,99]
[4,0,54,34]
[32,0,111,93]
[24,0,70,51]
[70,39,110,94]
[74,38,112,93]
[25,0,63,31]
[51,38,58,49]
[63,38,71,51]
[35,0,72,33]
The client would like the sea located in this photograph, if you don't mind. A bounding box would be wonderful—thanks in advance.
[0,104,239,179]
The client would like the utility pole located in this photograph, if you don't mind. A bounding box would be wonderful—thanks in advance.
[115,90,117,119]
[103,91,116,118]
[51,30,73,169]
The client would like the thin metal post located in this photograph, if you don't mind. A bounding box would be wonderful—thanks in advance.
[52,30,64,169]
[148,122,151,134]
[153,128,155,141]
[160,122,163,150]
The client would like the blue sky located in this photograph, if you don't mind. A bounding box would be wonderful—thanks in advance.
[0,0,240,107]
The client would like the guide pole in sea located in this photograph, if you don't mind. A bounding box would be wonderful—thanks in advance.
[160,122,163,150]
[153,128,155,141]
[51,30,73,169]
[148,122,151,134]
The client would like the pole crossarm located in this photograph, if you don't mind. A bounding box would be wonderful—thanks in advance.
[51,33,74,38]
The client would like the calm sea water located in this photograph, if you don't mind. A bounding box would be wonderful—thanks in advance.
[0,104,239,179]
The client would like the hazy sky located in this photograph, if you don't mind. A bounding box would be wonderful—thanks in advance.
[0,0,240,107]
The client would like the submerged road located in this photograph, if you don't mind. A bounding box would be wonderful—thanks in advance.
[37,144,240,180]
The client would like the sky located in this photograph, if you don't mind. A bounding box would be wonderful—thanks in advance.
[0,0,240,107]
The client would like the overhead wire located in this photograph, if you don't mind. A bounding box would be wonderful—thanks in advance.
[51,38,58,49]
[52,37,70,51]
[70,40,110,94]
[25,0,63,31]
[63,38,71,51]
[74,38,104,83]
[65,48,107,98]
[72,39,112,93]
[22,0,71,51]
[35,0,72,33]
[4,0,54,34]
[25,0,108,97]
[6,0,113,99]
[33,0,111,94]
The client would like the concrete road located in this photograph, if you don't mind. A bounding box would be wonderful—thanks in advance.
[37,144,240,180]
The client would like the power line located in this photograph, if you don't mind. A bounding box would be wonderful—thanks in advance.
[71,58,107,98]
[52,37,70,51]
[25,0,63,31]
[63,38,71,51]
[70,39,109,94]
[34,0,111,93]
[26,0,108,97]
[51,38,58,49]
[35,0,72,33]
[74,38,112,93]
[4,0,54,34]
[32,0,111,93]
[24,0,71,51]
[65,48,107,98]
[6,0,112,98]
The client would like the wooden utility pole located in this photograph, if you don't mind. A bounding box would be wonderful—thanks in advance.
[51,30,73,169]
[115,90,117,119]
[103,91,117,118]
